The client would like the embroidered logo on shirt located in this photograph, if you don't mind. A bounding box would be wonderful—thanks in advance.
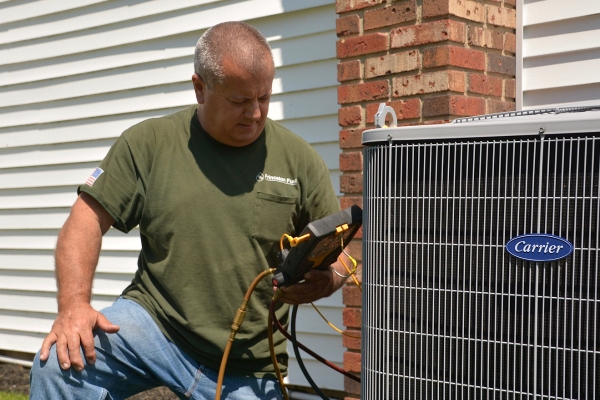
[85,167,104,187]
[256,172,298,186]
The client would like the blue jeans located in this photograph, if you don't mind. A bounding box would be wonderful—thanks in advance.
[29,298,284,400]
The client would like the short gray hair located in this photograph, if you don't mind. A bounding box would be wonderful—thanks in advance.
[194,21,274,89]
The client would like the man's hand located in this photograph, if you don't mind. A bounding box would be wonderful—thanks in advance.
[39,305,119,371]
[276,255,350,305]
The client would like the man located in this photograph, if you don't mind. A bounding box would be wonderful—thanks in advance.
[29,21,347,399]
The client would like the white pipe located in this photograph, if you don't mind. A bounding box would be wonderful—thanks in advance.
[0,355,33,368]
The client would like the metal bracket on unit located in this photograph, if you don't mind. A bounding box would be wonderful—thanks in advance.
[374,103,398,128]
[538,126,546,139]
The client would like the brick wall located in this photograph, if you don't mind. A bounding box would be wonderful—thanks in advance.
[336,0,516,398]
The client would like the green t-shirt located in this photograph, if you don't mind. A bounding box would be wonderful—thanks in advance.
[78,105,340,377]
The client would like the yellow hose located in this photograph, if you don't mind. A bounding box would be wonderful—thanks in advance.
[215,268,276,400]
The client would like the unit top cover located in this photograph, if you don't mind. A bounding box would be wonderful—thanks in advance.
[362,105,600,145]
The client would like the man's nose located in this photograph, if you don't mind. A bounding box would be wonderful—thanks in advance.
[244,99,261,120]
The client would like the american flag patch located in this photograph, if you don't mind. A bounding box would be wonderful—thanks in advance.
[85,167,104,187]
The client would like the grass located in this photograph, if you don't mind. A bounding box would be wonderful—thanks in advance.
[0,391,27,400]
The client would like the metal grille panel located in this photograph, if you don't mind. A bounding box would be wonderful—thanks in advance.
[362,136,600,399]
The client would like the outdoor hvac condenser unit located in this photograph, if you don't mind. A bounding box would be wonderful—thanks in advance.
[361,105,600,399]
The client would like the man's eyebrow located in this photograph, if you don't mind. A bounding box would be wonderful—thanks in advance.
[229,92,271,100]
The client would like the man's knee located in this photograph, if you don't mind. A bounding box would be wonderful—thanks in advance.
[30,347,71,398]
[31,347,61,382]
[30,346,108,400]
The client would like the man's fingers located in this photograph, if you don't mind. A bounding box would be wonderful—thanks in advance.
[80,330,96,365]
[67,334,85,372]
[95,313,120,333]
[277,285,308,305]
[55,332,71,370]
[276,268,334,304]
[41,306,119,371]
[39,332,58,361]
[303,267,329,281]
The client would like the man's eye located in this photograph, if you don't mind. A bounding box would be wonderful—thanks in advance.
[230,100,244,106]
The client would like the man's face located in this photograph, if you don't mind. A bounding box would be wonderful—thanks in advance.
[193,56,274,147]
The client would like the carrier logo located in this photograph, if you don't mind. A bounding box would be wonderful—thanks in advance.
[256,172,298,186]
[506,234,573,262]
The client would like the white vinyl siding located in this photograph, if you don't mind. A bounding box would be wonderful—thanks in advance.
[519,0,600,109]
[0,0,344,392]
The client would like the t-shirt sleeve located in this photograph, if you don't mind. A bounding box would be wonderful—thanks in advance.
[78,133,148,233]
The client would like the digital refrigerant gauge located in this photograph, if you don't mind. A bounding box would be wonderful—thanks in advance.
[272,205,362,288]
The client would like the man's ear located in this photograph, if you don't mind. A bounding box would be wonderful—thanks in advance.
[192,74,206,104]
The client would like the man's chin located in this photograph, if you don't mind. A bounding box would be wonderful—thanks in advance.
[225,129,261,147]
[231,124,264,144]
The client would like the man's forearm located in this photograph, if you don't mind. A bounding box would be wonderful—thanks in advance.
[55,220,101,310]
[55,193,114,311]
